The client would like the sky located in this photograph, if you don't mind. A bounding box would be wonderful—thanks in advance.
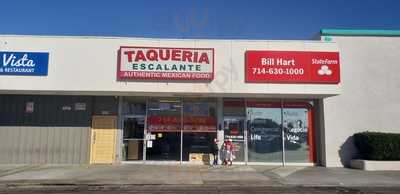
[0,0,399,40]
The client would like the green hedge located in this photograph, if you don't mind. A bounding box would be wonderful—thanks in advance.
[353,131,400,160]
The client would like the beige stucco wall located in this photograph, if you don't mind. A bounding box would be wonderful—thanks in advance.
[321,35,400,167]
[0,35,339,98]
[0,35,345,165]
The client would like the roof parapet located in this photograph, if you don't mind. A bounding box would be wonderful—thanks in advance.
[321,29,400,37]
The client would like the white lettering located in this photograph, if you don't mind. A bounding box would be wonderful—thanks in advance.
[312,58,338,65]
[286,134,299,143]
[276,58,295,66]
[2,54,36,67]
[261,58,274,65]
[251,134,261,141]
[289,127,307,133]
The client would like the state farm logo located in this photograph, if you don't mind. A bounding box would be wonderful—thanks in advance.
[118,46,214,81]
[312,58,337,77]
[317,65,332,75]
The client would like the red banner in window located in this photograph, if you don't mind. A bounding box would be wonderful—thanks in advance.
[147,116,217,132]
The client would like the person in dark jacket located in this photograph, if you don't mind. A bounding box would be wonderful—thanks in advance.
[212,138,219,166]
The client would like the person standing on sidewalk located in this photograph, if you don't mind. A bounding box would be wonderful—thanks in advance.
[225,139,235,166]
[221,140,228,165]
[212,138,219,166]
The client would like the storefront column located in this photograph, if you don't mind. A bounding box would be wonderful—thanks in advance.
[315,99,326,166]
[116,96,124,163]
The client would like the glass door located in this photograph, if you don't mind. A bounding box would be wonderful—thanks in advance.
[122,116,145,161]
[223,116,246,162]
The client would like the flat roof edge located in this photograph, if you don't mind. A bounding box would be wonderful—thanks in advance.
[321,29,400,37]
[0,34,334,43]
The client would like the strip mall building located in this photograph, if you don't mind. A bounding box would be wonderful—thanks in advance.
[0,29,399,167]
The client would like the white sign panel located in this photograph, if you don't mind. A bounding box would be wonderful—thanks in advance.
[118,46,214,81]
[147,141,153,148]
[74,103,86,111]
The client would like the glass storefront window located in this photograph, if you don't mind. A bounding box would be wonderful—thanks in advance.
[182,99,217,162]
[121,97,315,164]
[121,97,147,161]
[223,99,246,162]
[283,102,313,163]
[146,98,182,161]
[182,133,215,161]
[122,97,146,115]
[183,100,217,133]
[123,118,145,139]
[246,103,283,163]
[223,118,246,162]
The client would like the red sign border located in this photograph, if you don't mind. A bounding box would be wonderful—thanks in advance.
[245,50,340,84]
[117,46,215,81]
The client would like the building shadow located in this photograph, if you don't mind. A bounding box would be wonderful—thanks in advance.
[338,135,359,167]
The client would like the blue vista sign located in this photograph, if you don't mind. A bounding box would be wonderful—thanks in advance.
[0,51,49,76]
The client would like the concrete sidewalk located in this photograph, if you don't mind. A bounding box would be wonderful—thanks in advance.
[0,164,399,189]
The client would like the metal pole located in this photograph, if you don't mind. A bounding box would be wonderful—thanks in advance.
[180,98,183,164]
[217,98,224,165]
[144,97,149,163]
[281,100,286,166]
[244,99,248,165]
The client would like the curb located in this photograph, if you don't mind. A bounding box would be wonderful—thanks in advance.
[2,182,400,192]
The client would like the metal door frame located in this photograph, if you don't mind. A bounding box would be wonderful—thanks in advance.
[222,115,247,164]
[121,112,148,162]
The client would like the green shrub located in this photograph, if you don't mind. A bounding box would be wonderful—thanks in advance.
[353,131,400,160]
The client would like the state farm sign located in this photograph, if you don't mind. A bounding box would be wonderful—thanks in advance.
[245,51,340,84]
[118,46,214,81]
